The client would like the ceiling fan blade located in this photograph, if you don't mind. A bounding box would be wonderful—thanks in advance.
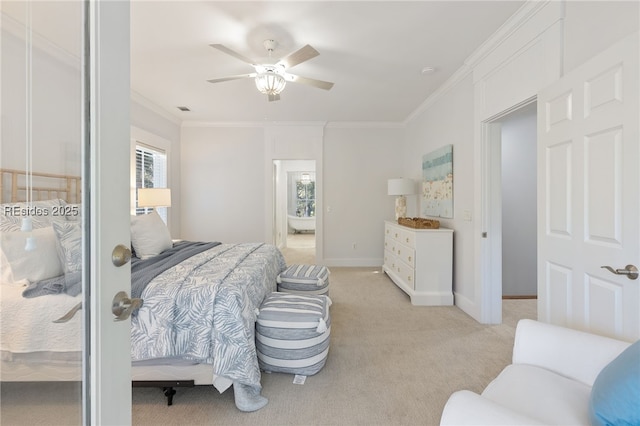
[277,44,319,69]
[285,73,334,91]
[210,44,256,65]
[207,73,256,84]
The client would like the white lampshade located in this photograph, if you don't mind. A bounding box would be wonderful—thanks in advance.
[137,188,172,208]
[387,178,416,196]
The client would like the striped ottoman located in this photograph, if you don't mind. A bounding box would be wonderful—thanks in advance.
[256,292,331,376]
[276,264,330,296]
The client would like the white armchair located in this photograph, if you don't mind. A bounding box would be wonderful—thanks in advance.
[440,319,635,425]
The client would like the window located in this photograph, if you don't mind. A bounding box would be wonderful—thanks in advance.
[135,144,168,222]
[296,174,315,217]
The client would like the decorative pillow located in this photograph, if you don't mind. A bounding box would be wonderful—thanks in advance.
[0,227,64,283]
[52,221,82,273]
[60,200,82,222]
[589,339,640,425]
[0,199,64,232]
[130,210,172,259]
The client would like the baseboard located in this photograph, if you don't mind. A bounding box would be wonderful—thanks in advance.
[322,258,383,267]
[502,295,537,300]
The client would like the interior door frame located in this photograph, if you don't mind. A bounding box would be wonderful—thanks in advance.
[479,96,537,324]
[272,159,317,251]
[85,1,132,424]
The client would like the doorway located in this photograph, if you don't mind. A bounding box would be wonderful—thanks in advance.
[500,102,537,298]
[485,99,538,323]
[273,160,317,265]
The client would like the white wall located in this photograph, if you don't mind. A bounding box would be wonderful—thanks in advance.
[323,125,403,266]
[180,125,265,243]
[1,15,82,178]
[563,1,640,73]
[179,123,402,265]
[403,74,476,302]
[500,104,537,296]
[130,99,182,236]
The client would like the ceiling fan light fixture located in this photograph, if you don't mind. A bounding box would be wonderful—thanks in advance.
[255,71,286,95]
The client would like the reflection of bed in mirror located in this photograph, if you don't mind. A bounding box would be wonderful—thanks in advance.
[0,169,287,411]
[287,214,315,233]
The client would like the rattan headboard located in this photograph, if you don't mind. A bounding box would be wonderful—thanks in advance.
[0,169,81,204]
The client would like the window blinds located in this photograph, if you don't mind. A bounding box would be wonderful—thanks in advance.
[135,144,168,220]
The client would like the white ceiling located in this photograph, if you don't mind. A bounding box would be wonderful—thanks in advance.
[3,1,526,124]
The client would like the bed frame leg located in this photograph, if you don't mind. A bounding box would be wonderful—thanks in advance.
[163,387,176,406]
[132,380,195,406]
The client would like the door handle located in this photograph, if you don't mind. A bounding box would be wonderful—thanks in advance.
[601,265,638,280]
[112,244,132,267]
[112,291,143,321]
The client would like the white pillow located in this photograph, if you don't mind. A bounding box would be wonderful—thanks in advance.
[0,227,64,283]
[130,210,172,259]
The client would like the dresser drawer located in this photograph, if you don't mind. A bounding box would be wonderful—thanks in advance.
[397,260,415,290]
[383,249,395,269]
[385,223,394,239]
[398,228,415,248]
[385,236,397,255]
[394,243,415,267]
[396,245,415,268]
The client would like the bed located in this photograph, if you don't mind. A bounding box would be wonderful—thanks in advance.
[0,169,287,411]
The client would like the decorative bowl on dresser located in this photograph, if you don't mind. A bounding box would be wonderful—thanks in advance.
[383,220,453,306]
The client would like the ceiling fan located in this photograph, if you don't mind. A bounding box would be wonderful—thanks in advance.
[207,39,334,102]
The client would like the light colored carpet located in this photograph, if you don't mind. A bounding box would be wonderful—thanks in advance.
[1,266,536,426]
[280,233,316,265]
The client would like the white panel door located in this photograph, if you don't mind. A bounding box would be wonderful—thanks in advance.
[538,32,639,341]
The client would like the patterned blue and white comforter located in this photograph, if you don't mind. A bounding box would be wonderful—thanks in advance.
[131,242,286,392]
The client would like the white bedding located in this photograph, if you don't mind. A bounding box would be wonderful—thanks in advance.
[0,280,82,357]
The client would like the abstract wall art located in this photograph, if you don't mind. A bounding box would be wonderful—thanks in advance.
[422,144,453,218]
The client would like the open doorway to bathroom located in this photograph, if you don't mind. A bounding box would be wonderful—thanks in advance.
[273,160,317,265]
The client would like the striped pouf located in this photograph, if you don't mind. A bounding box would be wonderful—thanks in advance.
[256,292,331,376]
[276,264,330,296]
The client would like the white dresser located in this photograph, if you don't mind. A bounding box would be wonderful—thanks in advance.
[382,220,453,306]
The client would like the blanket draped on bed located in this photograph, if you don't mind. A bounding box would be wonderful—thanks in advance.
[130,241,221,299]
[21,241,220,300]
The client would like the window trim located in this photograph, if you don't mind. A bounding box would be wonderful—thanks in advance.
[130,126,172,227]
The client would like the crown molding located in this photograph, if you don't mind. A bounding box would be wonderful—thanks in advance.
[180,121,267,128]
[325,121,405,129]
[1,12,79,69]
[403,63,473,125]
[403,0,552,125]
[130,91,183,126]
[180,120,406,130]
[464,0,553,69]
